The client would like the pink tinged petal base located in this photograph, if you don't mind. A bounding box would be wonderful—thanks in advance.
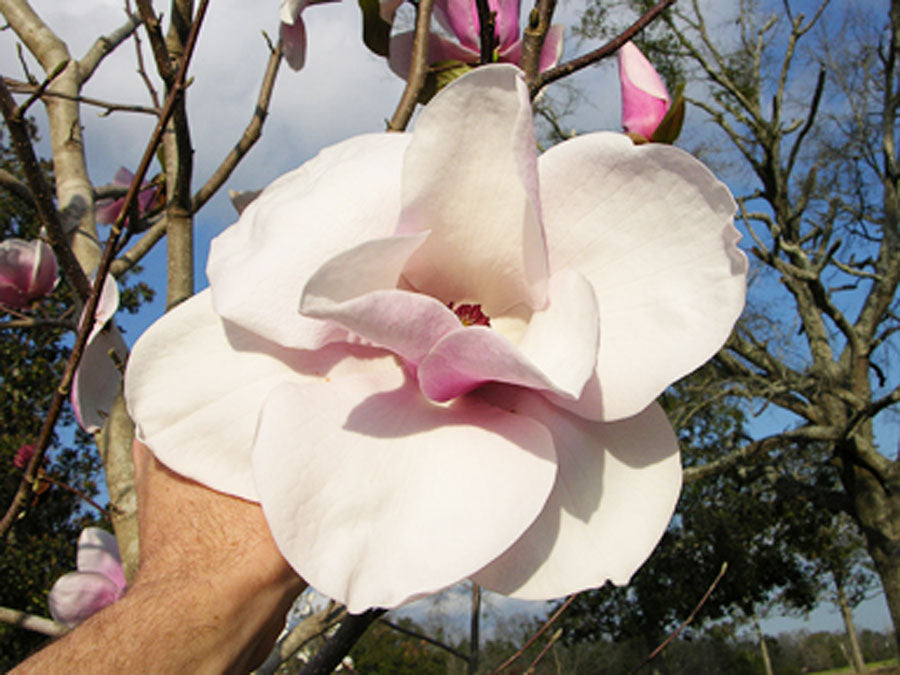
[251,369,559,613]
[208,134,411,351]
[0,239,58,308]
[618,42,670,139]
[388,31,478,81]
[300,233,465,363]
[48,572,124,627]
[280,17,307,71]
[417,270,599,401]
[124,289,398,501]
[76,527,126,591]
[397,64,549,315]
[539,132,748,421]
[538,25,565,72]
[471,391,681,599]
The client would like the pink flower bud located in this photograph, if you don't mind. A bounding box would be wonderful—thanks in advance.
[0,238,59,309]
[618,41,671,141]
[13,443,35,470]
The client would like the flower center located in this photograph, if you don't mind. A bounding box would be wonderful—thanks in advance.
[448,302,491,327]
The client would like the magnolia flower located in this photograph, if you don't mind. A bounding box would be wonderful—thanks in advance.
[388,0,564,79]
[48,527,126,627]
[94,167,160,228]
[618,41,671,141]
[280,0,339,70]
[125,65,747,613]
[72,275,128,432]
[0,238,58,309]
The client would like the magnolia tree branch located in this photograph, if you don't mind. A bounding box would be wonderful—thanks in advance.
[0,78,93,301]
[297,609,386,675]
[192,41,283,212]
[0,607,67,637]
[254,603,347,675]
[519,0,557,85]
[0,0,210,543]
[0,166,34,205]
[378,617,469,662]
[78,11,142,81]
[2,77,160,115]
[387,0,435,131]
[110,216,167,277]
[0,0,103,271]
[492,594,577,674]
[529,0,677,98]
[474,0,496,64]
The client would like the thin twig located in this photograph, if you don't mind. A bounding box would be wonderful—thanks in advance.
[16,59,68,116]
[520,0,557,84]
[530,0,677,98]
[628,562,728,674]
[0,0,211,542]
[0,607,67,637]
[379,617,469,661]
[39,472,112,520]
[474,0,496,64]
[491,593,577,674]
[524,627,562,674]
[192,40,283,212]
[2,78,159,116]
[0,80,93,302]
[387,0,435,131]
[127,0,161,108]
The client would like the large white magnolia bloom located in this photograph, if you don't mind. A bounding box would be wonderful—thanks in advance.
[125,65,747,613]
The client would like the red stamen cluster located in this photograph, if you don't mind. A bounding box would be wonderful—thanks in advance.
[449,302,491,327]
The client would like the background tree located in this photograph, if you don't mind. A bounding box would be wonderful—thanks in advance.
[569,0,900,647]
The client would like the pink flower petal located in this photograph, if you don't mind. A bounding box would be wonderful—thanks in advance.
[251,369,558,612]
[280,16,307,71]
[48,571,124,627]
[397,65,549,315]
[387,31,477,81]
[124,289,398,501]
[472,390,681,599]
[0,239,58,308]
[436,0,520,53]
[76,527,126,591]
[380,0,404,23]
[208,134,411,350]
[112,167,135,187]
[417,270,599,401]
[619,42,670,139]
[300,234,464,364]
[538,132,747,421]
[537,25,564,72]
[72,275,126,432]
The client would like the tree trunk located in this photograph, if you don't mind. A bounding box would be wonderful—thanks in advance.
[753,614,773,675]
[842,437,900,653]
[836,579,867,673]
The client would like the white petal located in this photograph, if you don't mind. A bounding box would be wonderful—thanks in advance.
[124,289,396,500]
[539,132,747,421]
[472,390,681,599]
[208,133,411,350]
[251,369,558,612]
[398,64,549,314]
[76,527,125,590]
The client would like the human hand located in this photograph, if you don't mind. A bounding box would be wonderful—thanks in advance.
[15,441,306,674]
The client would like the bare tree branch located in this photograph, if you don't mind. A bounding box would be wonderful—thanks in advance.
[387,0,435,131]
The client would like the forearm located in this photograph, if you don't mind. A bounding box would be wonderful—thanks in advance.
[15,560,303,673]
[14,443,306,673]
